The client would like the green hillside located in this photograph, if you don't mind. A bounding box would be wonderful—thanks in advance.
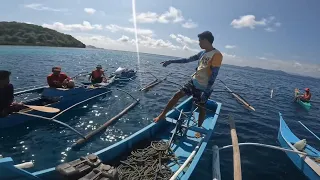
[0,21,85,48]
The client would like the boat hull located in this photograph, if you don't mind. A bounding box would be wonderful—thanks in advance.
[0,97,222,180]
[296,99,312,111]
[0,83,113,129]
[277,112,320,180]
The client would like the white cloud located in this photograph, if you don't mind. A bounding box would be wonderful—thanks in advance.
[265,27,276,32]
[222,52,236,58]
[231,15,282,32]
[257,56,267,60]
[24,3,67,12]
[105,24,154,36]
[158,7,184,23]
[275,22,281,27]
[42,21,103,31]
[117,35,130,42]
[182,45,199,52]
[133,12,158,23]
[84,8,96,15]
[293,62,302,67]
[231,15,266,29]
[225,45,236,49]
[170,34,198,46]
[131,6,198,27]
[182,19,198,29]
[136,35,180,49]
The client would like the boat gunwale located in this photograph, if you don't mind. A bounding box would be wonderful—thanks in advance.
[32,97,222,179]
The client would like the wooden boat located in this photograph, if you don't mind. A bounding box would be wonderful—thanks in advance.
[294,88,312,111]
[277,112,320,180]
[0,96,222,180]
[0,78,120,129]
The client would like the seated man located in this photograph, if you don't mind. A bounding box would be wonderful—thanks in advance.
[0,70,24,117]
[299,88,312,102]
[88,65,107,84]
[47,66,75,88]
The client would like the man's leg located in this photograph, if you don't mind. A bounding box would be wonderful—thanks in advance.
[197,103,206,127]
[193,89,210,138]
[154,90,186,122]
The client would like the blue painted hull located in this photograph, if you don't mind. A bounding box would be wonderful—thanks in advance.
[277,112,320,180]
[0,86,112,129]
[0,97,222,180]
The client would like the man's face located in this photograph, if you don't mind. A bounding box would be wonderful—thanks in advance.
[53,70,61,76]
[199,38,206,49]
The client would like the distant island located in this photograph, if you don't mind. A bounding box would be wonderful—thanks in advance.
[0,21,85,48]
[86,45,104,49]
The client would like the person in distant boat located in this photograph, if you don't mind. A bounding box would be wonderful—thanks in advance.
[88,65,107,84]
[0,70,24,117]
[47,67,75,88]
[154,31,223,138]
[298,88,312,102]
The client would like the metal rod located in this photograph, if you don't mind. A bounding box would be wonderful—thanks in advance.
[17,112,85,139]
[218,79,255,111]
[140,73,172,91]
[15,85,45,91]
[71,99,140,148]
[14,86,47,96]
[115,88,139,102]
[51,90,112,119]
[167,109,183,151]
[219,143,309,156]
[298,121,320,141]
[170,137,204,180]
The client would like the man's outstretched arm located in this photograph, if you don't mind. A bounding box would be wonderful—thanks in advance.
[161,51,204,67]
[170,51,203,63]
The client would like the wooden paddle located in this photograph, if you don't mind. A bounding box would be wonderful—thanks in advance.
[24,105,60,113]
[293,88,300,102]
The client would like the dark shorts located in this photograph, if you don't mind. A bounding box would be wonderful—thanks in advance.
[91,77,103,84]
[180,80,206,104]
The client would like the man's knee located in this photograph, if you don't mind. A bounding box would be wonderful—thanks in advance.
[172,90,185,100]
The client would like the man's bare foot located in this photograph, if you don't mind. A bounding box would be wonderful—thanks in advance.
[154,114,165,122]
[195,132,201,138]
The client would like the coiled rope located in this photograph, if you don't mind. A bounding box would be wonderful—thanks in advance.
[117,140,178,180]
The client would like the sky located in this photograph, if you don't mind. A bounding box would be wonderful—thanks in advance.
[1,0,320,77]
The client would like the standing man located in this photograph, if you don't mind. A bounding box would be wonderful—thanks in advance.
[154,31,223,137]
[47,66,74,88]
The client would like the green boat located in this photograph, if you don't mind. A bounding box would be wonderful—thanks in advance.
[294,88,311,110]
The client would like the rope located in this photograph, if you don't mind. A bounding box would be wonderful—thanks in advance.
[117,140,176,180]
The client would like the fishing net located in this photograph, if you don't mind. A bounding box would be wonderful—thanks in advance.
[116,140,177,180]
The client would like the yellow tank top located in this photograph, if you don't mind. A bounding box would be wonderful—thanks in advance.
[192,49,223,88]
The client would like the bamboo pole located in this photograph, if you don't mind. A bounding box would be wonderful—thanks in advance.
[228,115,242,180]
[71,99,139,148]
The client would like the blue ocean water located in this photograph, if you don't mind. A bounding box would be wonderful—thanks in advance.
[0,46,320,180]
